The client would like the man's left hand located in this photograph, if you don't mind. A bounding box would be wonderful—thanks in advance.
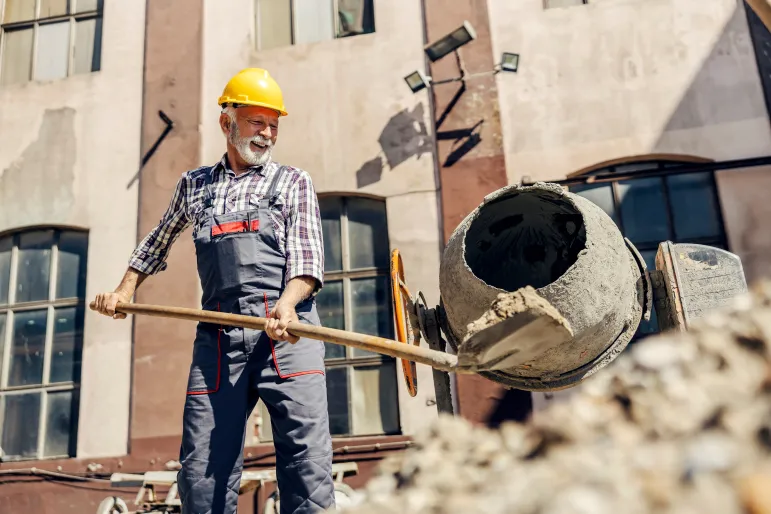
[266,300,300,344]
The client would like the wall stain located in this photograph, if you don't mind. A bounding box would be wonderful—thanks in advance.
[0,108,77,231]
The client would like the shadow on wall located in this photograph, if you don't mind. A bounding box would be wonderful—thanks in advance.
[355,104,433,188]
[657,2,763,136]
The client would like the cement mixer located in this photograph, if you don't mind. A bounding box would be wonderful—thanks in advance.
[391,182,748,401]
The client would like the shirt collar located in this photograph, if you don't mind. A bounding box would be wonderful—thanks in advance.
[217,154,271,177]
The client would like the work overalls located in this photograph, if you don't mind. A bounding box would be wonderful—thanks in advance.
[177,165,335,514]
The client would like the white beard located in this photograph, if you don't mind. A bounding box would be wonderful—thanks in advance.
[229,121,273,166]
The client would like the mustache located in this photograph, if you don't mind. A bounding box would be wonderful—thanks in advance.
[248,135,273,148]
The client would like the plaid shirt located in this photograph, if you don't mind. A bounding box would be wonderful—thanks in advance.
[129,155,324,292]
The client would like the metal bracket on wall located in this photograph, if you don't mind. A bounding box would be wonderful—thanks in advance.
[141,110,175,167]
[127,111,175,189]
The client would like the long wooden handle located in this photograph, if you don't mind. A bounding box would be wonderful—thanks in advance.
[89,301,460,373]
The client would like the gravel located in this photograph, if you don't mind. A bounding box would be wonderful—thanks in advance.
[340,280,771,514]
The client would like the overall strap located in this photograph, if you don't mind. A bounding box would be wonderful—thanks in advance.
[265,165,286,204]
[203,164,217,209]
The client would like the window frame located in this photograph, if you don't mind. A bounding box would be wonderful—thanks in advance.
[254,0,374,51]
[0,0,103,86]
[317,194,399,437]
[0,227,87,461]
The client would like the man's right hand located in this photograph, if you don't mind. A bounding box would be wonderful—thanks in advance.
[93,291,131,319]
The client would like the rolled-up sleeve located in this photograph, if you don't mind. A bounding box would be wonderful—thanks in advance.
[285,171,325,293]
[128,175,191,275]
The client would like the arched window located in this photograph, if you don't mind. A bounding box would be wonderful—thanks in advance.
[0,228,88,461]
[567,157,727,340]
[256,195,400,440]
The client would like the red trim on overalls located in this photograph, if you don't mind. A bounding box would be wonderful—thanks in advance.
[212,220,260,236]
[264,292,325,379]
[186,303,222,395]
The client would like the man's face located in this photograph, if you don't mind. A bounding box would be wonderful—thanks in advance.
[224,105,280,167]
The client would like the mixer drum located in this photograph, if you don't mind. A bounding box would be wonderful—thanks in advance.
[439,182,647,391]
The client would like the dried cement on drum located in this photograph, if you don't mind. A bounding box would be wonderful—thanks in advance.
[340,280,771,514]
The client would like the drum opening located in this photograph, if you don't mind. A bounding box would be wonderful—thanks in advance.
[464,189,587,292]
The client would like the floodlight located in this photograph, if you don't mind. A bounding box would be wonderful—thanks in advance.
[500,52,520,72]
[404,70,430,93]
[424,21,477,62]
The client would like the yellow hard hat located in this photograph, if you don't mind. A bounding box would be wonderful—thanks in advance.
[217,68,287,116]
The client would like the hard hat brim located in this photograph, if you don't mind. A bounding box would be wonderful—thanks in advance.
[218,97,288,117]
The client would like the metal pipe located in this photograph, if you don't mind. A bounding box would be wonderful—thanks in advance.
[89,301,461,373]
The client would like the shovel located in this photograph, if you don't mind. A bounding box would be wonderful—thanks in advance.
[89,300,464,373]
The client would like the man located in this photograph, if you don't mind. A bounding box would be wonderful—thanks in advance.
[94,68,335,514]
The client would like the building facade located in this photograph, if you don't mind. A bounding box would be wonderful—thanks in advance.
[1,0,771,512]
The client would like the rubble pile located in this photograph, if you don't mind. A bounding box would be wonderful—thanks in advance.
[344,281,771,514]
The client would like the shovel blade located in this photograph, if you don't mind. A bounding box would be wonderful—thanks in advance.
[455,287,574,373]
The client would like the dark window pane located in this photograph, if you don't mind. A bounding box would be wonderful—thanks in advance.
[666,173,722,240]
[44,390,75,457]
[0,237,11,305]
[351,363,399,435]
[50,307,83,383]
[9,310,48,387]
[347,197,389,270]
[17,231,54,303]
[351,276,392,357]
[325,367,350,435]
[636,249,659,337]
[640,249,657,271]
[73,16,102,74]
[316,281,345,359]
[337,0,375,38]
[570,184,618,226]
[319,197,343,272]
[2,393,41,459]
[617,178,670,244]
[56,232,88,299]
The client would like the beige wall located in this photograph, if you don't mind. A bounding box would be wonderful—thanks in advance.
[489,0,771,183]
[201,0,443,437]
[0,0,146,458]
[716,167,771,284]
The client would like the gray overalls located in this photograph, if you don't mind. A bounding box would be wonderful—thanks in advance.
[176,164,335,514]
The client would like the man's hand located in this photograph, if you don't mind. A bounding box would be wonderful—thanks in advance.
[266,300,300,344]
[93,290,132,319]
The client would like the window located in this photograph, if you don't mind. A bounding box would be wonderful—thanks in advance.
[254,0,375,51]
[0,229,88,461]
[256,196,400,440]
[0,0,103,86]
[568,160,727,340]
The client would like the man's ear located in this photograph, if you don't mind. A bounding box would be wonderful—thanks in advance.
[219,112,231,135]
